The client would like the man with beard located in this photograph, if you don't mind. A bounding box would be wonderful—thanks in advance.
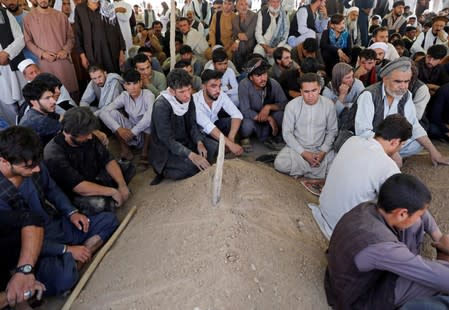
[19,80,61,146]
[193,69,243,156]
[270,47,299,81]
[113,0,132,53]
[1,0,37,62]
[345,6,361,47]
[148,69,218,185]
[368,42,390,79]
[44,107,134,215]
[355,57,449,166]
[239,57,288,151]
[23,0,79,99]
[382,1,408,36]
[80,65,124,116]
[416,44,449,96]
[274,72,337,179]
[370,26,400,61]
[287,0,328,48]
[231,0,257,71]
[411,16,449,54]
[254,0,290,63]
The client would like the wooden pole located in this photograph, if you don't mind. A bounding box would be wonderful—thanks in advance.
[212,133,225,206]
[169,0,176,70]
[61,206,138,310]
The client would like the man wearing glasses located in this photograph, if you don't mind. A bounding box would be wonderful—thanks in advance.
[0,126,118,296]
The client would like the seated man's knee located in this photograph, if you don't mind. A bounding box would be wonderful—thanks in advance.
[37,254,78,296]
[240,118,255,138]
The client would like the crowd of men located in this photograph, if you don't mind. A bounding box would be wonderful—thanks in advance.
[2,0,449,308]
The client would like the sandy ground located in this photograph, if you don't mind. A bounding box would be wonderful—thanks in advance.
[42,141,449,310]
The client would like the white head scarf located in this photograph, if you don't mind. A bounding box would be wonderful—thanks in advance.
[53,0,76,24]
[161,89,190,116]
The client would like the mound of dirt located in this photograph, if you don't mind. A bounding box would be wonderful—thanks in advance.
[72,159,329,309]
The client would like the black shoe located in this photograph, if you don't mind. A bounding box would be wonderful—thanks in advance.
[150,173,164,186]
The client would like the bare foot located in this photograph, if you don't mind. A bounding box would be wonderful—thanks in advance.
[84,235,103,255]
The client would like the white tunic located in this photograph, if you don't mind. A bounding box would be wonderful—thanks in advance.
[114,0,133,52]
[314,136,400,240]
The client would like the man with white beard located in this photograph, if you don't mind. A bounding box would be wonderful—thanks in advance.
[254,0,290,63]
[113,0,133,53]
[354,57,449,166]
[346,6,361,46]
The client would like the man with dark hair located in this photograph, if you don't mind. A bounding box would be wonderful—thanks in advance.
[206,48,239,106]
[354,48,379,86]
[287,0,328,48]
[133,53,166,97]
[207,0,236,59]
[370,26,400,60]
[312,114,411,239]
[325,173,449,309]
[274,72,337,178]
[0,126,118,296]
[355,57,449,166]
[100,69,154,166]
[178,44,203,76]
[416,44,449,95]
[149,69,217,185]
[291,37,324,68]
[174,60,202,92]
[79,65,123,116]
[19,80,61,146]
[178,17,208,63]
[382,1,407,35]
[44,107,134,215]
[239,57,288,151]
[270,46,298,80]
[411,15,449,54]
[193,69,243,156]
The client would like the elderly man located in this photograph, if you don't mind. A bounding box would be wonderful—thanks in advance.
[355,57,449,166]
[44,107,134,215]
[80,65,124,116]
[411,16,449,54]
[254,0,290,63]
[346,6,361,46]
[370,26,400,61]
[326,173,449,309]
[23,0,79,98]
[274,72,337,179]
[311,114,411,239]
[287,0,328,48]
[239,57,288,151]
[193,70,243,156]
[382,1,408,35]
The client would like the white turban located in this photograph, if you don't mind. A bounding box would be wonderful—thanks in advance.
[368,42,388,54]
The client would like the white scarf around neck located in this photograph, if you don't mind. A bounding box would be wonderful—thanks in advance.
[161,89,189,116]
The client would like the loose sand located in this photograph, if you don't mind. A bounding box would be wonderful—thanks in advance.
[64,143,449,310]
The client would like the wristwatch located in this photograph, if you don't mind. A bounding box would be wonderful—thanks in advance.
[15,264,34,275]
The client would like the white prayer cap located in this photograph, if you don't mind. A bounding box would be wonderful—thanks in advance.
[407,14,417,20]
[18,59,35,73]
[347,7,359,15]
[368,42,388,54]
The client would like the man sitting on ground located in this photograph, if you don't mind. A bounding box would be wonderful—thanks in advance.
[133,53,167,98]
[205,48,239,107]
[0,126,118,296]
[174,60,202,92]
[239,57,288,151]
[44,107,134,215]
[354,48,378,86]
[149,69,217,185]
[312,114,411,239]
[325,173,449,309]
[79,64,124,116]
[269,46,299,81]
[355,57,449,166]
[193,69,243,156]
[19,80,60,146]
[100,69,154,166]
[274,73,337,179]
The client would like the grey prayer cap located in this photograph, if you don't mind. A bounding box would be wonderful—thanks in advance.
[379,57,412,78]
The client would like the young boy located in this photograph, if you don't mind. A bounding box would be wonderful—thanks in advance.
[99,69,154,167]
